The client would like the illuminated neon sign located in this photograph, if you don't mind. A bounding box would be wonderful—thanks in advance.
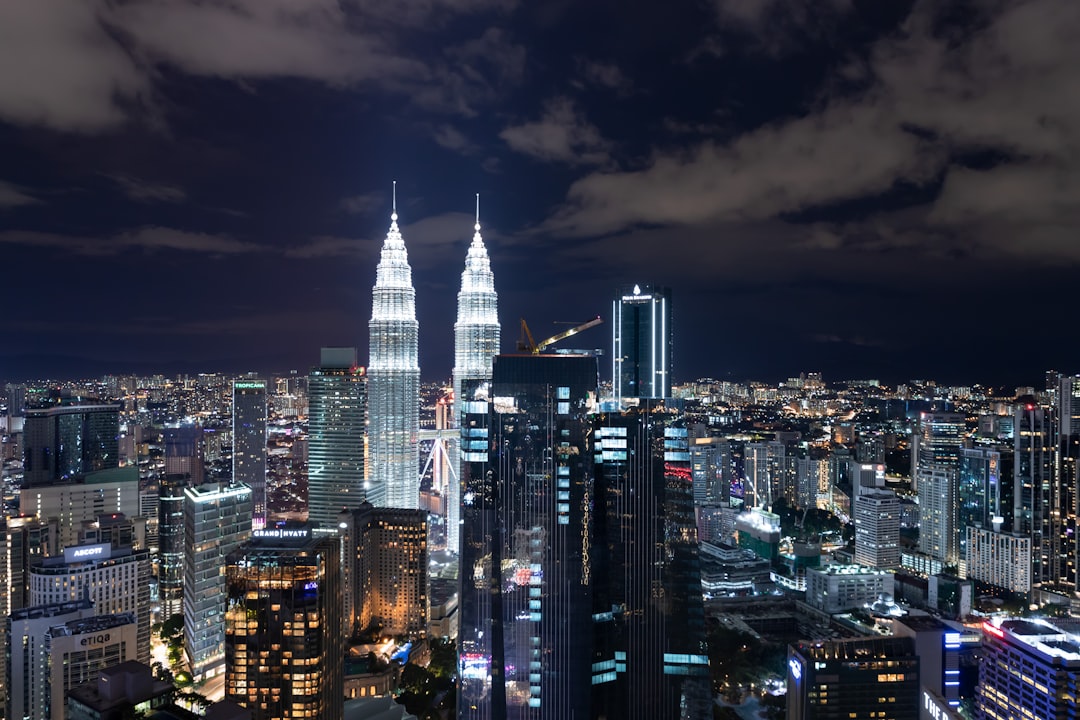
[788,658,802,681]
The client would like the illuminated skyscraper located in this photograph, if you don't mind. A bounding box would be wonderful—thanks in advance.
[458,354,598,718]
[184,481,252,679]
[612,284,671,402]
[232,380,267,527]
[224,524,342,720]
[451,199,500,554]
[368,192,420,510]
[307,347,367,533]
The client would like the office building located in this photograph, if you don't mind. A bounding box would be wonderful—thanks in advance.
[224,525,342,720]
[157,474,189,619]
[805,565,894,614]
[23,403,121,487]
[451,206,500,554]
[691,437,731,508]
[976,618,1080,720]
[307,348,367,533]
[458,354,598,717]
[338,503,427,638]
[0,515,58,709]
[367,199,420,510]
[184,482,253,679]
[7,600,137,720]
[965,526,1031,593]
[162,425,204,486]
[18,466,141,550]
[913,412,965,493]
[232,380,267,528]
[787,636,919,720]
[918,467,960,566]
[1056,376,1080,591]
[893,616,979,709]
[854,489,900,569]
[612,284,671,401]
[591,400,711,719]
[1013,399,1059,586]
[29,533,151,664]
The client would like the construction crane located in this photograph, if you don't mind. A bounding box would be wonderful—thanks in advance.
[517,316,603,354]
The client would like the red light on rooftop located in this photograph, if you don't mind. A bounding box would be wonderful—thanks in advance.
[983,622,1004,639]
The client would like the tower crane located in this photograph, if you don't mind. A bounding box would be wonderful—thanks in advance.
[517,316,603,354]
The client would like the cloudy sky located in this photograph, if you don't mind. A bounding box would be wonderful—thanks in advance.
[1,0,1077,387]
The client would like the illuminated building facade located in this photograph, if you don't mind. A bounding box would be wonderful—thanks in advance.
[29,537,151,664]
[224,525,342,720]
[184,481,252,679]
[458,354,598,718]
[18,466,140,550]
[965,527,1031,593]
[976,618,1080,720]
[1055,376,1080,591]
[232,380,267,528]
[787,637,919,720]
[591,400,711,720]
[368,202,420,510]
[451,206,500,555]
[158,474,188,618]
[854,489,900,569]
[338,503,428,638]
[23,403,120,487]
[805,565,894,615]
[1013,400,1057,586]
[612,284,671,402]
[307,347,367,533]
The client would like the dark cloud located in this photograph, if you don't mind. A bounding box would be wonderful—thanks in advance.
[105,174,187,203]
[0,226,263,255]
[0,180,40,209]
[500,97,612,165]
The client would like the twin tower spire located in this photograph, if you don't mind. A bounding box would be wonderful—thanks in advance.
[367,183,500,525]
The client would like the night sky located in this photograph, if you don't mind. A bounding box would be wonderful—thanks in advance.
[1,0,1077,387]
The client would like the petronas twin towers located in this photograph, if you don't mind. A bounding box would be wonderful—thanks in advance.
[367,191,499,523]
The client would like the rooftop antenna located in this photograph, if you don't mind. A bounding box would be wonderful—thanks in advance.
[475,193,480,231]
[392,180,397,221]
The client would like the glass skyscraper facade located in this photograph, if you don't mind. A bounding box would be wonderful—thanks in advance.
[224,525,342,720]
[612,284,671,402]
[368,205,420,510]
[458,354,597,719]
[451,210,499,554]
[22,403,120,487]
[591,400,711,719]
[458,355,709,719]
[307,347,366,533]
[232,380,267,527]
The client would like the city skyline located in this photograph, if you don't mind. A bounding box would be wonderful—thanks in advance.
[2,1,1079,387]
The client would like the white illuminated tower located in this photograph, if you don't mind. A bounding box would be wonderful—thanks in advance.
[450,195,500,553]
[368,184,420,509]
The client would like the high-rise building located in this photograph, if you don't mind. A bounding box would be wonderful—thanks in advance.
[612,284,671,401]
[224,524,342,720]
[232,380,267,528]
[451,204,500,555]
[307,348,367,533]
[458,354,598,717]
[965,526,1031,593]
[29,528,151,664]
[367,197,420,510]
[1014,399,1058,586]
[163,425,204,486]
[976,618,1080,720]
[591,400,711,719]
[19,466,140,550]
[853,489,900,569]
[913,412,965,567]
[787,637,919,720]
[184,482,253,679]
[338,503,427,638]
[7,600,137,720]
[1056,376,1080,591]
[0,515,57,709]
[158,474,189,619]
[22,403,121,487]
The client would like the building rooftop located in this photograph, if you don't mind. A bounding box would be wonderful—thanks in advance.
[986,618,1080,666]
